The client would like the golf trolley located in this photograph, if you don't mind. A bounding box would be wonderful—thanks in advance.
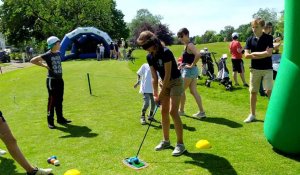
[200,49,232,91]
[200,48,215,87]
[126,48,135,63]
[215,54,233,91]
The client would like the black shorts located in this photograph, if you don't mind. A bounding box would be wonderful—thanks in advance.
[0,111,6,122]
[231,59,244,73]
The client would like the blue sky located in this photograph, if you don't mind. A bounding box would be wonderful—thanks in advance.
[115,0,284,36]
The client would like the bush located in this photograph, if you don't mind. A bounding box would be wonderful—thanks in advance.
[10,52,22,60]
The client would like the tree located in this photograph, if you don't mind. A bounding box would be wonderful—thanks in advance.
[154,24,173,46]
[129,9,173,45]
[194,35,202,44]
[220,25,234,42]
[0,0,128,47]
[275,11,284,38]
[201,30,216,43]
[236,24,252,42]
[252,8,278,26]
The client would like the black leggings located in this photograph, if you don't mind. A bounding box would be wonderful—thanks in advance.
[46,78,64,119]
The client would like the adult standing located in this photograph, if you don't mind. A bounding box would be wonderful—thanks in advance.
[229,32,248,87]
[264,22,281,53]
[109,42,115,59]
[121,38,127,60]
[244,18,273,123]
[30,36,72,129]
[137,31,186,156]
[96,44,101,61]
[177,28,206,118]
[99,43,105,60]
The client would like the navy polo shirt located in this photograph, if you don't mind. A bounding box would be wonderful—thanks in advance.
[245,33,273,70]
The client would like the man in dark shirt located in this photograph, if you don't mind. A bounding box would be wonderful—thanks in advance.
[31,36,71,129]
[244,18,274,123]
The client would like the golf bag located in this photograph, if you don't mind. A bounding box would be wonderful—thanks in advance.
[216,54,232,91]
[200,48,215,87]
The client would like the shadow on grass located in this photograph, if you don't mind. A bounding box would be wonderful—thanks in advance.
[183,115,242,128]
[273,148,300,162]
[230,86,244,91]
[0,157,23,175]
[152,123,196,132]
[184,152,238,175]
[56,124,98,138]
[147,121,162,129]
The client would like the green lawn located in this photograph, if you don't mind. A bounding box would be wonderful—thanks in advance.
[0,43,299,175]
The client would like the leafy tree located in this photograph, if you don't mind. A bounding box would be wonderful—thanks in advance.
[252,8,278,26]
[194,35,202,44]
[201,30,216,43]
[214,34,224,42]
[0,0,128,47]
[154,24,173,46]
[220,25,234,42]
[275,11,284,38]
[129,9,173,45]
[108,1,130,40]
[236,24,252,42]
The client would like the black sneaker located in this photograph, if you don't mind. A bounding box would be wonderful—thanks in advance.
[47,116,55,129]
[57,117,72,124]
[48,123,56,129]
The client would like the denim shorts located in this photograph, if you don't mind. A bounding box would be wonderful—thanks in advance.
[181,66,199,79]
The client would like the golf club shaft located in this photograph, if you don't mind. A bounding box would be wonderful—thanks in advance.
[135,104,159,157]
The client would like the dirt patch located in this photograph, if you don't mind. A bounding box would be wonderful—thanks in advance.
[0,62,33,74]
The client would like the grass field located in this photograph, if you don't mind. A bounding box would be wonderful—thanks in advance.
[0,42,299,175]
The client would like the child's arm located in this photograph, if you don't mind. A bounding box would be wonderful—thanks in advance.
[133,75,141,88]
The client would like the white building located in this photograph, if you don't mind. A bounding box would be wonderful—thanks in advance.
[0,33,5,50]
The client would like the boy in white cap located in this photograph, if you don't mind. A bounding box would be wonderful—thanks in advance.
[31,36,71,129]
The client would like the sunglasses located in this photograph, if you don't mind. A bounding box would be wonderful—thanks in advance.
[177,35,183,38]
[142,40,154,50]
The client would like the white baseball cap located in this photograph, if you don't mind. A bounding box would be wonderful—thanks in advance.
[232,32,239,38]
[47,36,60,49]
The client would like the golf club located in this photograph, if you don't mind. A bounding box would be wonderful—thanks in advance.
[123,103,160,168]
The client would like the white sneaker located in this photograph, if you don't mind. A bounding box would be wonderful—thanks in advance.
[178,111,186,116]
[140,116,146,125]
[155,140,171,151]
[0,149,6,156]
[172,144,186,156]
[192,111,206,119]
[244,114,256,123]
[27,167,52,175]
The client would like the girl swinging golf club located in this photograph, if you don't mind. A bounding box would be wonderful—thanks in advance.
[137,31,186,156]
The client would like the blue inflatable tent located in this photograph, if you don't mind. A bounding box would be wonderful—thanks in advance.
[60,27,113,61]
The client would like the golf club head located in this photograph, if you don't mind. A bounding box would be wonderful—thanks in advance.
[129,157,140,164]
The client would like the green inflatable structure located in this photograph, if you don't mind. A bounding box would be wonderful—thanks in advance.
[264,0,300,154]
